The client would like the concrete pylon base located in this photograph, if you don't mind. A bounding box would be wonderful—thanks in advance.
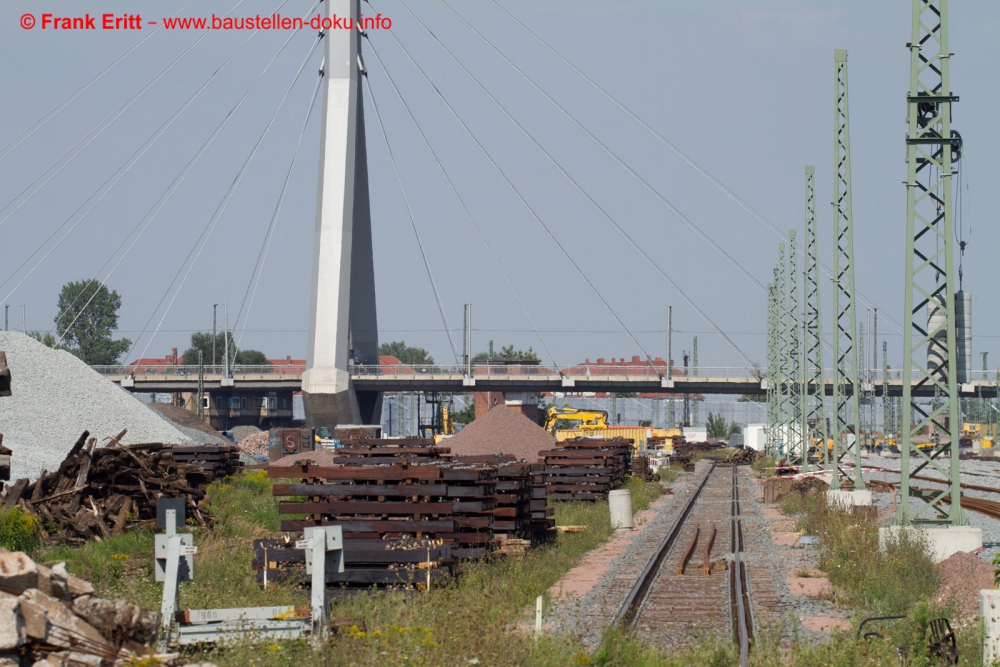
[302,367,360,427]
[826,489,872,508]
[879,525,983,563]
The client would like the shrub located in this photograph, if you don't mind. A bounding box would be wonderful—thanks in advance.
[0,506,41,553]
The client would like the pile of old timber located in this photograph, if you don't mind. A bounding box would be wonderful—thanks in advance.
[1,431,219,544]
[539,438,633,501]
[261,438,510,589]
[163,444,242,476]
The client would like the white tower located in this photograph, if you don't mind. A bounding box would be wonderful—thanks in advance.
[301,0,380,426]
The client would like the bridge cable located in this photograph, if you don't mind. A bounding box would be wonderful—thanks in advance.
[442,0,763,297]
[391,0,753,369]
[122,11,321,364]
[0,0,247,225]
[489,0,903,338]
[434,0,758,366]
[364,75,460,363]
[365,38,561,370]
[0,1,195,163]
[60,8,320,352]
[0,0,289,312]
[375,12,658,370]
[231,69,324,362]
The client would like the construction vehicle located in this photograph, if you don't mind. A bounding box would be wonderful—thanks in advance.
[543,406,608,434]
[441,405,455,435]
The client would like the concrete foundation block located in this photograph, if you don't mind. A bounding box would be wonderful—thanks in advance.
[0,550,38,594]
[879,525,983,563]
[826,489,873,508]
[0,592,23,651]
[982,589,1000,664]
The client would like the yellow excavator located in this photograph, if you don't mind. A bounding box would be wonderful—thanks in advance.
[543,406,609,434]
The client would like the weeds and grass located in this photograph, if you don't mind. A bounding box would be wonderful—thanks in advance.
[781,489,938,616]
[42,470,664,667]
[0,506,41,554]
[657,466,678,483]
[752,456,777,477]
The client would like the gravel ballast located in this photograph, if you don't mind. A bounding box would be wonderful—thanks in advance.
[445,405,555,461]
[0,331,193,480]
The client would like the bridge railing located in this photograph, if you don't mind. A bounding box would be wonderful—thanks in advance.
[90,364,304,378]
[353,364,763,379]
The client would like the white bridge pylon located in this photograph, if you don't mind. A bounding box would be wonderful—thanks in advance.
[302,0,380,427]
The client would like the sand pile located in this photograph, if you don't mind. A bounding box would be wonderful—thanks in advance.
[446,405,555,462]
[934,550,994,618]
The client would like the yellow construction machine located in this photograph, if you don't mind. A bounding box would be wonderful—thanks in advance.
[543,406,608,434]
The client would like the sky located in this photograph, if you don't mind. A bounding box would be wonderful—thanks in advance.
[1,0,999,373]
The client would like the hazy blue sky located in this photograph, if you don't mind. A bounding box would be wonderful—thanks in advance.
[2,1,999,371]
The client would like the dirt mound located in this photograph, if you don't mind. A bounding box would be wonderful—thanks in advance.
[149,403,225,440]
[934,550,993,618]
[239,431,269,457]
[269,451,340,467]
[445,405,555,462]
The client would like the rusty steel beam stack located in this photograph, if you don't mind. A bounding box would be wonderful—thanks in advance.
[539,438,633,501]
[452,455,554,545]
[158,444,243,477]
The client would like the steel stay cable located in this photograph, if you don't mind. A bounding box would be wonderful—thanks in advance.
[0,1,195,163]
[441,0,763,298]
[379,2,658,370]
[0,0,246,224]
[48,3,297,341]
[432,0,753,368]
[124,7,320,364]
[364,75,460,364]
[365,39,561,370]
[0,3,285,313]
[232,65,324,361]
[489,0,903,338]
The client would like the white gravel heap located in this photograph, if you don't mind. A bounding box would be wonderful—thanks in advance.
[0,331,193,481]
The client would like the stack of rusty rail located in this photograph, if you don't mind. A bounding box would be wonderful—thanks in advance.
[451,455,554,545]
[539,438,632,501]
[162,444,243,476]
[630,455,658,482]
[262,440,500,589]
[2,430,215,544]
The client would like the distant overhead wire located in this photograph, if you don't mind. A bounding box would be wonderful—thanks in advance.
[393,0,753,368]
[0,1,195,163]
[377,3,659,370]
[124,3,320,364]
[365,75,460,363]
[489,0,903,337]
[365,38,561,369]
[0,0,246,226]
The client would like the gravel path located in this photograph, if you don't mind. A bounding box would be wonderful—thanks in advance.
[0,332,193,480]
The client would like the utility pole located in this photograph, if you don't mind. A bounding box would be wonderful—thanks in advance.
[803,166,826,472]
[4,304,7,331]
[786,231,803,465]
[213,304,218,368]
[692,336,699,426]
[883,341,893,438]
[898,0,964,526]
[667,306,675,429]
[223,303,230,379]
[197,351,204,420]
[831,49,864,491]
[463,304,472,378]
[21,305,25,335]
[766,275,780,458]
[682,351,691,427]
[776,242,788,458]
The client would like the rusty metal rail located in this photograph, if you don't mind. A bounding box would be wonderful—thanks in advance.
[610,464,754,659]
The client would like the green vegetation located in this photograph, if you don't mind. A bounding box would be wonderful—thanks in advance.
[752,455,777,476]
[379,341,434,365]
[0,507,41,554]
[473,344,540,362]
[705,412,741,439]
[52,279,131,364]
[39,470,664,666]
[180,332,270,366]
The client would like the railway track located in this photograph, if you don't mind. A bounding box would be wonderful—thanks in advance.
[612,463,753,664]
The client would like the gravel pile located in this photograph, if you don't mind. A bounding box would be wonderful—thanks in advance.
[239,431,270,456]
[0,332,193,480]
[934,550,994,617]
[445,405,555,461]
[230,424,262,442]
